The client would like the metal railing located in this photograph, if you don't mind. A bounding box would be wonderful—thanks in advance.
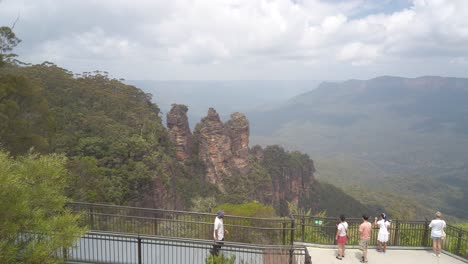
[67,202,467,260]
[68,202,295,245]
[293,215,467,258]
[64,231,312,264]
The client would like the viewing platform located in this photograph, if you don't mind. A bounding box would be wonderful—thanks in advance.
[306,247,467,264]
[64,202,467,263]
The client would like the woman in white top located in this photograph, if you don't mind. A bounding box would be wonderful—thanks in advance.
[374,213,390,253]
[429,211,446,257]
[335,214,348,260]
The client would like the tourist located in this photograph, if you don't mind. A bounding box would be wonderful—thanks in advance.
[211,210,228,256]
[335,214,348,260]
[375,213,390,253]
[359,214,372,263]
[429,211,446,257]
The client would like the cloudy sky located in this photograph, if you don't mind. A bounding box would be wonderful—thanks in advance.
[1,0,468,80]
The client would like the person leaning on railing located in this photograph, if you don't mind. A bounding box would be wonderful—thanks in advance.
[429,211,446,258]
[375,213,390,253]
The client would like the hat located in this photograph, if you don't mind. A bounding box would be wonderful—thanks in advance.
[216,210,224,217]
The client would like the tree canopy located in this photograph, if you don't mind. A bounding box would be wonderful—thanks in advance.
[0,150,85,263]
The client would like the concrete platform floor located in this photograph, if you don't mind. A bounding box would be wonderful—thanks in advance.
[307,247,467,264]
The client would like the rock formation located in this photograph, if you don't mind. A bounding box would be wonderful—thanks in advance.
[194,108,233,186]
[225,112,250,174]
[167,104,193,161]
[166,105,316,212]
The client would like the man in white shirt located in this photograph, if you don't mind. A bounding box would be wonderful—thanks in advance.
[211,210,229,256]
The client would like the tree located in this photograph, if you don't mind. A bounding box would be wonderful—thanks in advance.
[0,26,21,66]
[0,150,85,263]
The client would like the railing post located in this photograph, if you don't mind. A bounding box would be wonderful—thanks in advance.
[282,222,287,245]
[289,215,295,264]
[304,248,312,264]
[301,216,305,242]
[62,247,68,260]
[393,221,400,246]
[456,230,462,255]
[137,236,142,264]
[89,207,95,230]
[154,218,158,236]
[422,219,429,247]
[290,215,295,246]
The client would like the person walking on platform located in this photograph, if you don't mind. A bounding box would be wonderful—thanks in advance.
[211,210,229,256]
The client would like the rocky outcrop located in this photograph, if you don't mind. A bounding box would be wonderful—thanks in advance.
[167,104,193,161]
[225,112,250,173]
[194,108,233,186]
[166,105,316,214]
[259,145,316,214]
[251,145,264,161]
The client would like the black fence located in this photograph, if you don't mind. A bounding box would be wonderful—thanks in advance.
[67,202,467,260]
[68,202,294,245]
[293,215,467,258]
[64,231,312,264]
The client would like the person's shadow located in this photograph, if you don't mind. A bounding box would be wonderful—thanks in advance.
[355,251,363,261]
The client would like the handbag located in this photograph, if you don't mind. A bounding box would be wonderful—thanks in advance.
[441,230,446,240]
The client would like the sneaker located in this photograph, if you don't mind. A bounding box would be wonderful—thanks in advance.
[336,256,342,260]
[431,253,437,257]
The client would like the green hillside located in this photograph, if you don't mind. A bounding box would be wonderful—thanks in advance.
[249,76,468,220]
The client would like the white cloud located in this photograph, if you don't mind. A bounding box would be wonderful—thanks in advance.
[337,42,380,65]
[1,0,468,79]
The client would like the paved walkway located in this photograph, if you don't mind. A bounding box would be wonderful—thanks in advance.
[307,247,467,264]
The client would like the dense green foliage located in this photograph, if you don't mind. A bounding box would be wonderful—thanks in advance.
[0,151,85,263]
[0,62,180,207]
[214,202,276,218]
[205,254,237,264]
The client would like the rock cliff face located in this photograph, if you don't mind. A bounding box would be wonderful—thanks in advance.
[225,112,250,174]
[167,104,193,161]
[194,108,233,186]
[167,105,316,212]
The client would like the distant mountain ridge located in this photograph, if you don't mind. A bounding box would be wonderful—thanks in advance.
[127,80,321,127]
[248,75,468,220]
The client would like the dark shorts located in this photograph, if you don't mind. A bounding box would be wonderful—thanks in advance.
[337,236,347,244]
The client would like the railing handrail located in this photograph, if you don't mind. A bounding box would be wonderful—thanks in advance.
[67,201,291,222]
[86,230,307,250]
